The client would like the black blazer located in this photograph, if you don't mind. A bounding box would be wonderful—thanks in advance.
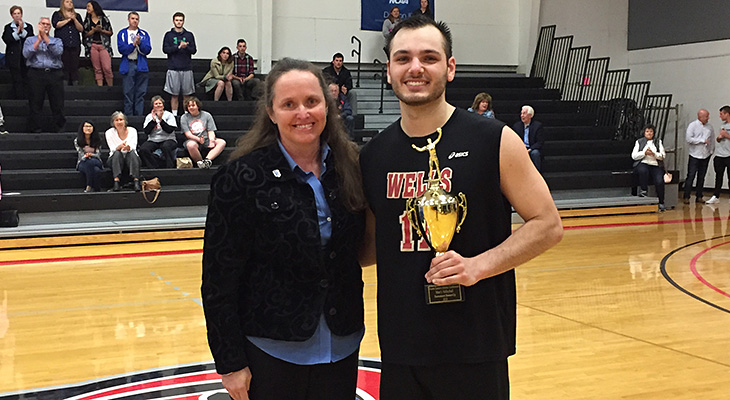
[512,119,545,151]
[2,22,33,70]
[201,143,365,374]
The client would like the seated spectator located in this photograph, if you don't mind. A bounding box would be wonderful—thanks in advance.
[82,1,113,86]
[632,123,666,211]
[0,104,7,134]
[181,97,226,169]
[105,111,141,191]
[140,95,177,168]
[74,120,103,192]
[200,46,234,101]
[230,38,262,100]
[511,105,544,172]
[468,92,495,119]
[328,81,354,138]
[322,52,358,114]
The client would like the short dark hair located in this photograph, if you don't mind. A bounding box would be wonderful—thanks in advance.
[127,11,138,19]
[720,105,730,114]
[237,38,246,45]
[332,52,344,60]
[384,14,452,60]
[9,5,22,15]
[643,123,656,133]
[173,11,185,20]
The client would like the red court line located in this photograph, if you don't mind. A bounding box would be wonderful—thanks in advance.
[0,216,725,267]
[689,240,730,299]
[0,249,202,267]
[73,372,220,400]
[564,216,727,230]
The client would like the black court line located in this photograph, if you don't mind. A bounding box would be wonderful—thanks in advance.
[660,234,730,314]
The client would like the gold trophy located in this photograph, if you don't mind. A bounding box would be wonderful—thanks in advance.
[405,128,468,305]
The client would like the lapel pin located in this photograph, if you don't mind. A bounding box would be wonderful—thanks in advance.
[272,169,281,178]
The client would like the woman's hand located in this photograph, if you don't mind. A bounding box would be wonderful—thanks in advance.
[221,368,252,400]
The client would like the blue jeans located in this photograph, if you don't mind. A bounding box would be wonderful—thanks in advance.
[529,148,542,171]
[684,155,710,199]
[77,157,103,191]
[634,162,665,203]
[122,61,148,116]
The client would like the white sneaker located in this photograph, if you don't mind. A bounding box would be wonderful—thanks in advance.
[197,160,205,169]
[706,195,719,204]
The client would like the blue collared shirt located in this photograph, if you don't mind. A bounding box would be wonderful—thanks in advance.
[246,140,364,365]
[22,35,63,69]
[523,125,530,148]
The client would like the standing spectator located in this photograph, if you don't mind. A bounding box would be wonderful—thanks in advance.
[2,5,34,99]
[74,120,103,192]
[200,47,234,101]
[82,1,113,86]
[631,124,667,211]
[683,109,714,204]
[181,97,226,169]
[360,15,562,399]
[707,105,730,204]
[322,52,358,115]
[328,81,354,138]
[117,11,151,116]
[140,96,178,169]
[468,92,495,119]
[162,12,196,115]
[511,105,544,172]
[51,0,83,86]
[382,6,400,41]
[105,111,141,192]
[229,38,261,101]
[23,17,66,133]
[413,0,433,19]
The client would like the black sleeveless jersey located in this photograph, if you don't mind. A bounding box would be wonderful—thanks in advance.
[360,108,516,365]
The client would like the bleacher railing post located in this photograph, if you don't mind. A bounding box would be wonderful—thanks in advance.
[351,36,362,88]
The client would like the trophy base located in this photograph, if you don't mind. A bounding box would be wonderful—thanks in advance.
[425,283,465,305]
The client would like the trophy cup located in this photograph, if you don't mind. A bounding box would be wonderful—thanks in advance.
[405,128,468,305]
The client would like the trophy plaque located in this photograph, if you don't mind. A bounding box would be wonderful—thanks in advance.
[405,128,468,305]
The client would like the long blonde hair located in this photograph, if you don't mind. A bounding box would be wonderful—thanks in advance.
[59,0,76,18]
[230,58,366,212]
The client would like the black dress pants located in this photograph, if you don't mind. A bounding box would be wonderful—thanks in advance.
[241,339,359,400]
[27,68,66,132]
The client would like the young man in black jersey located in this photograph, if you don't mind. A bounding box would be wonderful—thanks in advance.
[359,15,563,400]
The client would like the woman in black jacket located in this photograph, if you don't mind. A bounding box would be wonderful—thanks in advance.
[2,5,33,99]
[202,58,367,400]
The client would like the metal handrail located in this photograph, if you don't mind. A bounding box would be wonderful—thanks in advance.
[351,36,362,88]
[373,58,385,114]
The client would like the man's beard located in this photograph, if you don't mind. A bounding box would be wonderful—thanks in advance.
[391,73,448,107]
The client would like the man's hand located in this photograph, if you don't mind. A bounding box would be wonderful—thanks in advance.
[425,250,483,287]
[133,35,141,46]
[221,368,252,400]
[179,41,188,49]
[341,85,348,95]
[645,148,654,156]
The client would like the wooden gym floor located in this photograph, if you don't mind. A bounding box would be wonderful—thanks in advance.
[0,201,729,399]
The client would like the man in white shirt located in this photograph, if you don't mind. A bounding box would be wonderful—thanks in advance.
[706,105,730,204]
[683,109,715,204]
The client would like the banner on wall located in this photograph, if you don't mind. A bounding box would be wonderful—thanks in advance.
[361,0,435,31]
[45,0,148,12]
